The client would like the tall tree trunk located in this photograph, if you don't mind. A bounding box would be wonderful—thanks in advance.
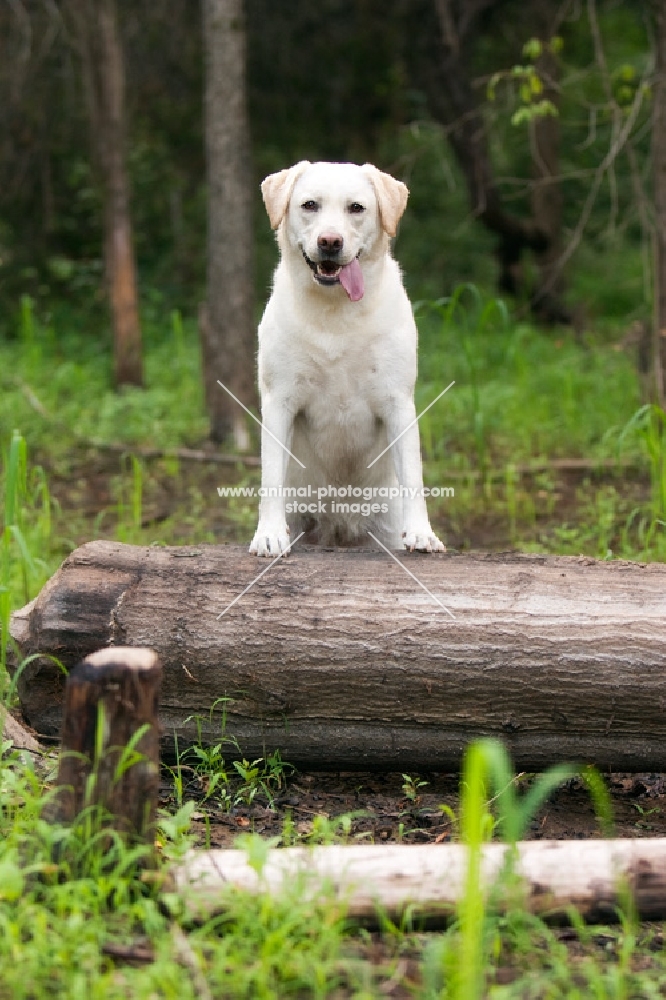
[652,0,666,407]
[201,0,255,448]
[69,0,143,388]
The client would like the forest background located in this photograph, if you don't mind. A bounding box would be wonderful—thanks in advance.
[1,0,665,584]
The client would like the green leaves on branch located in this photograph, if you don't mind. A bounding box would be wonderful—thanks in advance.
[511,100,558,127]
[486,36,562,127]
[612,62,651,109]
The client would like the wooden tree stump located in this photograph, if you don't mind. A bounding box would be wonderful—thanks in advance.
[9,541,666,772]
[51,647,162,843]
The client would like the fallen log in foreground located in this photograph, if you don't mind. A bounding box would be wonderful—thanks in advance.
[176,838,666,923]
[9,540,666,771]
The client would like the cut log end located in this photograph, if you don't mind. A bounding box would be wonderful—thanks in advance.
[51,645,162,845]
[85,647,159,671]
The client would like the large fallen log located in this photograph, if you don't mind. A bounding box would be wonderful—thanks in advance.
[9,540,666,771]
[176,838,666,923]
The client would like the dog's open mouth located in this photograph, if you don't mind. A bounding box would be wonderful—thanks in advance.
[316,259,343,283]
[301,248,365,302]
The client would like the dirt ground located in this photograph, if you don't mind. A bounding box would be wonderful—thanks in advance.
[168,768,666,850]
[40,446,651,555]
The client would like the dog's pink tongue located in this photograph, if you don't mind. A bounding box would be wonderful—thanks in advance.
[339,258,364,301]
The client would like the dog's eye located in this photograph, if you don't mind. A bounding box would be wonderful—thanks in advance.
[301,200,318,212]
[348,202,365,214]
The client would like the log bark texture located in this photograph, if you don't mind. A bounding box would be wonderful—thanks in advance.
[176,838,666,923]
[9,540,666,771]
[51,647,161,842]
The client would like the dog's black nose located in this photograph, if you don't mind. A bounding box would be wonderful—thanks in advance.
[317,232,343,254]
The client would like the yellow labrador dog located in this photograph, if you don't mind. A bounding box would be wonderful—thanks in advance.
[250,160,445,557]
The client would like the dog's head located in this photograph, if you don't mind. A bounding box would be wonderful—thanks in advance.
[261,161,408,302]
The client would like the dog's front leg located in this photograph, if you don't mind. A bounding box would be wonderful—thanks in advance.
[385,397,445,553]
[249,397,296,557]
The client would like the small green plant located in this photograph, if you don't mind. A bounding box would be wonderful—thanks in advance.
[1,431,52,679]
[114,453,145,542]
[603,403,666,560]
[171,307,185,359]
[19,294,35,346]
[302,811,364,845]
[232,757,265,805]
[437,802,459,838]
[622,404,666,522]
[188,740,232,806]
[176,707,295,811]
[451,739,579,1000]
[631,801,660,830]
[232,750,294,808]
[504,462,519,544]
[401,773,429,803]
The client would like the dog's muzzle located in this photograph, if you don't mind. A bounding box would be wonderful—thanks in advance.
[300,247,347,285]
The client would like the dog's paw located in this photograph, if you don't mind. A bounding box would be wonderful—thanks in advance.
[249,523,292,557]
[402,527,446,553]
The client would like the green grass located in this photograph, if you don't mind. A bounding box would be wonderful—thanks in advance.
[5,729,666,997]
[0,290,646,470]
[0,301,210,457]
[1,431,53,678]
[416,290,642,469]
[0,744,357,998]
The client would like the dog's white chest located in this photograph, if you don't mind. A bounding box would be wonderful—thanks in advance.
[299,357,380,452]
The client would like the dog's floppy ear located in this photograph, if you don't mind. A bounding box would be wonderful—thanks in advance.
[361,164,409,238]
[261,161,311,230]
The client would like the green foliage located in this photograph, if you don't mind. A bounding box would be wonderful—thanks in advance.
[417,289,641,470]
[232,751,294,809]
[430,741,615,1000]
[487,36,561,127]
[620,404,666,524]
[1,711,663,998]
[606,403,666,560]
[298,811,364,846]
[114,455,145,544]
[450,739,577,999]
[0,304,208,459]
[0,740,358,998]
[1,431,53,678]
[0,0,657,329]
[401,773,429,803]
[174,708,296,813]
